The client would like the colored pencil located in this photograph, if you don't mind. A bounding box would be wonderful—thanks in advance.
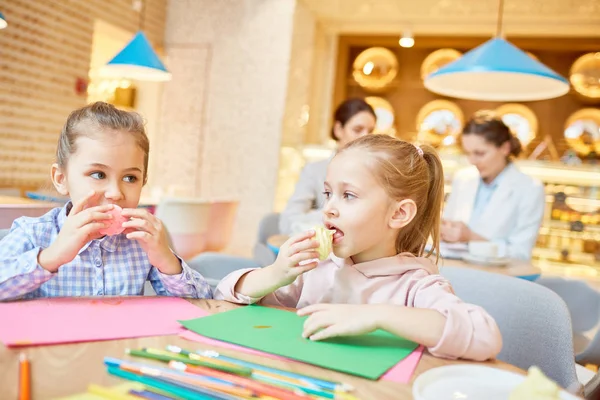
[18,353,30,400]
[87,384,140,400]
[126,348,252,376]
[106,357,237,388]
[166,345,353,392]
[119,364,255,398]
[128,389,175,400]
[107,365,222,400]
[170,361,314,400]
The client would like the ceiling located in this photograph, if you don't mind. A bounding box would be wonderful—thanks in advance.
[299,0,600,37]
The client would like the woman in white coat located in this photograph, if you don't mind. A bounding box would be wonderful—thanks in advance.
[441,111,545,260]
[278,98,376,234]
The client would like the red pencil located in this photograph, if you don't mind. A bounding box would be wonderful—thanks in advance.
[169,361,313,400]
[19,353,30,400]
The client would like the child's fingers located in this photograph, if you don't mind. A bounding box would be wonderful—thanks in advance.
[126,231,151,241]
[285,230,316,247]
[71,191,101,214]
[75,210,113,228]
[287,239,319,256]
[290,251,319,266]
[81,222,109,237]
[307,324,345,341]
[294,262,319,275]
[302,313,331,339]
[297,303,331,316]
[121,208,152,220]
[122,218,156,234]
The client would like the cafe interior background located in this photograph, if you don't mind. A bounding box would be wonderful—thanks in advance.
[0,0,599,282]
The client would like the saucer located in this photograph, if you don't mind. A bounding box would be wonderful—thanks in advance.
[462,253,510,267]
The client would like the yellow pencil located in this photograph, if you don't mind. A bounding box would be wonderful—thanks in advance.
[87,384,140,400]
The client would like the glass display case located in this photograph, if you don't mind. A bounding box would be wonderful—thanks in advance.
[441,154,600,277]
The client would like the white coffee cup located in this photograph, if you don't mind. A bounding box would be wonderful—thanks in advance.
[468,241,498,258]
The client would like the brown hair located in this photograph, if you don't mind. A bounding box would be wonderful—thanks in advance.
[331,98,376,140]
[339,135,445,262]
[57,101,150,183]
[462,110,522,157]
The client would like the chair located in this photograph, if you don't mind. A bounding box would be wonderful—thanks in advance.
[536,277,600,353]
[187,252,260,288]
[536,277,600,388]
[440,266,580,392]
[154,197,212,260]
[204,200,239,252]
[252,212,280,266]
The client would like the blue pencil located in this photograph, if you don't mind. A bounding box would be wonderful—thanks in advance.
[166,345,353,392]
[104,357,237,388]
[128,389,174,400]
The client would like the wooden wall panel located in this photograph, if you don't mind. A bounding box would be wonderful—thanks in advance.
[338,36,600,157]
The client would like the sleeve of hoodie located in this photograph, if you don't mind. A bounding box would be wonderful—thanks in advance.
[213,268,305,308]
[405,270,503,361]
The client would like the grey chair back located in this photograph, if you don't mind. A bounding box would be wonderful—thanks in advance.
[441,266,579,391]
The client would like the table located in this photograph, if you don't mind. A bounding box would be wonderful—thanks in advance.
[0,196,61,230]
[267,235,542,280]
[0,195,59,206]
[0,299,525,399]
[441,259,542,280]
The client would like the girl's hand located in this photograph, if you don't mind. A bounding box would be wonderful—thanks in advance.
[121,208,181,275]
[39,191,113,272]
[298,304,383,341]
[268,231,320,286]
[441,221,472,243]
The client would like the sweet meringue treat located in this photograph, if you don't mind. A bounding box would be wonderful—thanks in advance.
[98,205,127,236]
[509,366,560,400]
[313,225,335,260]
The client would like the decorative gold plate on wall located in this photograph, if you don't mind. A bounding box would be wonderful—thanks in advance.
[564,108,600,156]
[416,100,464,147]
[352,47,399,93]
[420,49,462,80]
[495,104,538,147]
[365,96,396,136]
[570,52,600,102]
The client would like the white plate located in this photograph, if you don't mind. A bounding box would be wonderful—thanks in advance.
[462,253,510,267]
[413,365,579,400]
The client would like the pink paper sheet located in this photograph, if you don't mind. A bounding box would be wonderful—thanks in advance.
[179,330,424,384]
[0,297,209,347]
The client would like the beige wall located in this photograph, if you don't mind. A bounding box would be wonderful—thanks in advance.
[0,0,167,189]
[158,0,299,255]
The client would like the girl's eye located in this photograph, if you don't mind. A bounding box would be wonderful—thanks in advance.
[323,191,331,199]
[343,192,356,200]
[90,172,105,179]
[123,175,138,183]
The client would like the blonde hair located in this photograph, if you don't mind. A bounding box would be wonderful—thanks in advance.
[339,135,444,262]
[56,101,150,183]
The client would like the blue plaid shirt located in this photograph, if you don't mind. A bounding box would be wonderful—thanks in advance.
[0,204,213,301]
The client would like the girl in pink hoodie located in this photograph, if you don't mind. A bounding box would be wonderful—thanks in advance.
[215,135,502,361]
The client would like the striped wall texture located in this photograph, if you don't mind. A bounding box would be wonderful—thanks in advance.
[0,0,167,189]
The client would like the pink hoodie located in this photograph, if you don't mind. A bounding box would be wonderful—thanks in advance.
[214,253,502,361]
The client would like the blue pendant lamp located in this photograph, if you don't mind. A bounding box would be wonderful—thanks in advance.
[101,0,171,82]
[102,31,171,81]
[424,0,569,101]
[0,11,8,29]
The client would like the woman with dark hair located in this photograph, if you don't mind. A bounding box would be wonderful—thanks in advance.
[441,111,545,260]
[279,98,376,234]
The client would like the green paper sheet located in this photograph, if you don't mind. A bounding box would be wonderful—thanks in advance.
[179,305,418,380]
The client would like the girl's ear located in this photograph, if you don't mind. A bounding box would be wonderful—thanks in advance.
[389,198,417,229]
[51,164,69,196]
